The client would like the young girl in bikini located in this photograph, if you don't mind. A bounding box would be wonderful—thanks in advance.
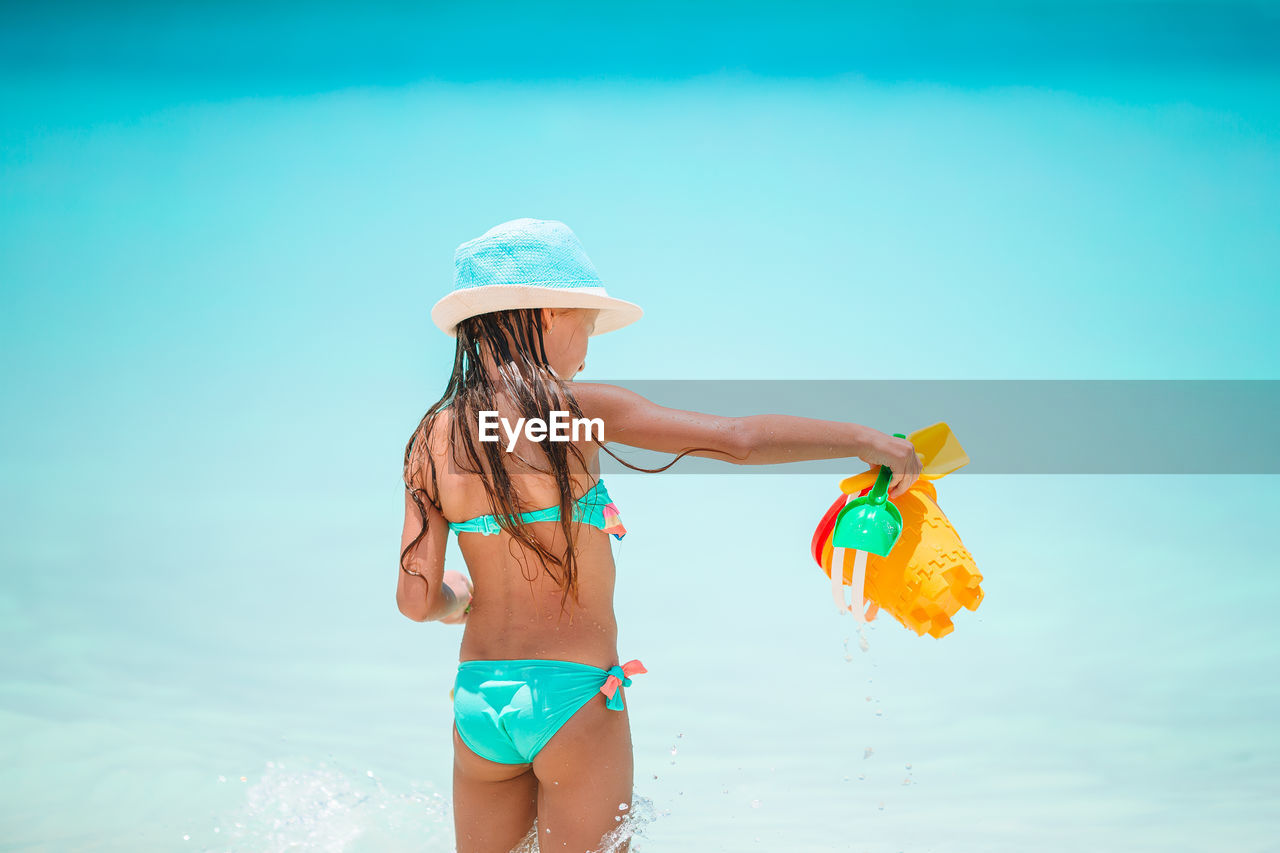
[398,218,921,853]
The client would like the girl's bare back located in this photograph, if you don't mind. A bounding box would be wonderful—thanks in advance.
[425,404,623,668]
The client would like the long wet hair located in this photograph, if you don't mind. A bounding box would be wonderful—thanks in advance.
[401,307,720,618]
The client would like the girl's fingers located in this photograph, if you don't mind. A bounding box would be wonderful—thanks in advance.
[889,467,919,499]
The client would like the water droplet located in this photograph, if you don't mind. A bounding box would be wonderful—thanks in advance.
[670,747,678,756]
[182,835,189,842]
[366,770,374,777]
[863,747,874,759]
[217,775,226,783]
[878,802,885,811]
[677,733,683,738]
[905,763,912,770]
[618,803,628,810]
[750,799,761,808]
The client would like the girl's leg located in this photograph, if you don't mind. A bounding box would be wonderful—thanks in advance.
[532,690,635,852]
[452,722,538,853]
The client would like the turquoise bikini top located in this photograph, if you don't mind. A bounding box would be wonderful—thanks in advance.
[447,478,628,540]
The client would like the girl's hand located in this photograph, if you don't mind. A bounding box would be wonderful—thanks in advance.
[857,432,923,499]
[439,570,474,625]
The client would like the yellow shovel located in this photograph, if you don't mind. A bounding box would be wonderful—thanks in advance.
[838,422,969,495]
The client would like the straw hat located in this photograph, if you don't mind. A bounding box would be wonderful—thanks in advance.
[431,217,644,337]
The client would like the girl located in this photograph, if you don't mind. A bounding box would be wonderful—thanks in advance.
[398,218,921,853]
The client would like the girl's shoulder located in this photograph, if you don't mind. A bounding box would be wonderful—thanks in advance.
[407,407,456,507]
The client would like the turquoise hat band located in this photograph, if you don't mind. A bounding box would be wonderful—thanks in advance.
[431,218,643,338]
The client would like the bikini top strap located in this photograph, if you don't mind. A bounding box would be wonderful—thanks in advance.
[447,478,611,536]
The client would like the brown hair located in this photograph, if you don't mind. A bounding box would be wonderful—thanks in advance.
[401,307,718,618]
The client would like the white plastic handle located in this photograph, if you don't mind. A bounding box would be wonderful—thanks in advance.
[829,495,875,622]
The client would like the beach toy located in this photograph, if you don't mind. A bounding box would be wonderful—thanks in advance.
[812,423,983,638]
[831,433,906,557]
[910,421,970,480]
[810,422,966,568]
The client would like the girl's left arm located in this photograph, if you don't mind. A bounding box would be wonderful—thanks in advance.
[397,487,457,622]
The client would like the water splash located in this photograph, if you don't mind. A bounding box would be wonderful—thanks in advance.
[214,758,658,852]
[216,756,452,852]
[507,792,658,853]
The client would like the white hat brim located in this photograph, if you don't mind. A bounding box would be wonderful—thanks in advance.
[431,285,643,338]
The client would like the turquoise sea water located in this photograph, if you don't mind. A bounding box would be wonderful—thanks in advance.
[3,3,1279,850]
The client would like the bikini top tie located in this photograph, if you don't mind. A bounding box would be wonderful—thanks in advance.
[447,478,627,540]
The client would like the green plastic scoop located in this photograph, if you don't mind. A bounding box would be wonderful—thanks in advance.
[831,432,906,557]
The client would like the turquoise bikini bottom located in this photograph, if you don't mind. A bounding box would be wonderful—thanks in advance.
[452,657,647,765]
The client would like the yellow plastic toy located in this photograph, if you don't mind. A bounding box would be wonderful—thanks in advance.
[811,423,983,638]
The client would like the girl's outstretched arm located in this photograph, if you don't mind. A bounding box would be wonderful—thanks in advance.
[572,382,922,498]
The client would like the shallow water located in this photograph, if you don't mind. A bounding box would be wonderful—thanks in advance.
[2,475,1278,850]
